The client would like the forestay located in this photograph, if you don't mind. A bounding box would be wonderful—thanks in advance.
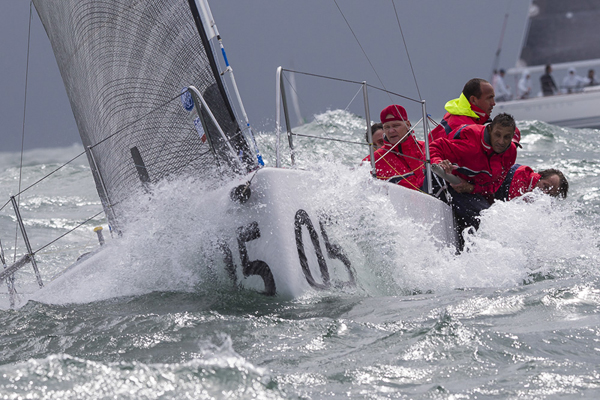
[32,0,257,231]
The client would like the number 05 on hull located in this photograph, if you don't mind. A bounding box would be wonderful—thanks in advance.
[216,167,456,298]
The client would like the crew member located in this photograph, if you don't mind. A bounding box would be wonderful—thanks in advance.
[363,105,425,191]
[540,64,558,96]
[562,67,585,94]
[495,165,569,201]
[493,69,512,102]
[586,69,599,86]
[517,70,532,99]
[429,78,495,141]
[366,122,385,150]
[430,113,517,244]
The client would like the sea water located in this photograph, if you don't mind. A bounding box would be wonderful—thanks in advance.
[1,113,600,399]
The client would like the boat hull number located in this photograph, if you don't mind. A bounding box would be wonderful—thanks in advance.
[218,209,355,295]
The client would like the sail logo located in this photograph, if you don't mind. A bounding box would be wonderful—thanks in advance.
[194,117,207,143]
[180,88,195,112]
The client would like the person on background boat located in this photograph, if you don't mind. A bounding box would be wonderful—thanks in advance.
[430,113,517,245]
[495,165,569,201]
[562,68,586,94]
[540,64,558,96]
[362,105,425,191]
[493,69,512,102]
[429,78,495,141]
[517,70,532,99]
[365,122,385,150]
[585,69,599,87]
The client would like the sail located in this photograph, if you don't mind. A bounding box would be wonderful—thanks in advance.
[519,0,600,66]
[32,0,257,230]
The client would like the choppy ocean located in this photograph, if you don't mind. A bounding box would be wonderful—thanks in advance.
[1,112,600,399]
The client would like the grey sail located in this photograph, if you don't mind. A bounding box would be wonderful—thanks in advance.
[519,0,600,66]
[32,0,257,231]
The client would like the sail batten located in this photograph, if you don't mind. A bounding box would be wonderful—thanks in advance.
[32,0,257,230]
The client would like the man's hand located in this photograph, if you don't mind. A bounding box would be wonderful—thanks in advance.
[438,159,454,174]
[451,178,474,193]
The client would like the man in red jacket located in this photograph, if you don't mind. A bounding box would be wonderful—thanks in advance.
[363,105,425,191]
[495,165,569,201]
[430,113,517,246]
[429,78,495,142]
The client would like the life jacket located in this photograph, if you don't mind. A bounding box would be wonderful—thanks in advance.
[429,124,517,196]
[363,135,426,191]
[429,93,491,142]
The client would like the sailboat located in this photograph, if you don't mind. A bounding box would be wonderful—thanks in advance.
[496,0,600,128]
[1,0,456,303]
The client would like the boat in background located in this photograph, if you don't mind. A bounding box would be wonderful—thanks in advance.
[496,0,600,128]
[1,0,456,305]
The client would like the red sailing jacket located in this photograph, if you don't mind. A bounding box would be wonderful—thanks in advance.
[363,136,426,191]
[429,124,517,196]
[495,164,541,201]
[429,94,491,142]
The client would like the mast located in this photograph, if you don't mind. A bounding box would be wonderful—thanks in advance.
[187,0,238,127]
[190,0,264,167]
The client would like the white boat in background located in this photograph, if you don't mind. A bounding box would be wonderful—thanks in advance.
[496,0,600,128]
[497,84,600,128]
[1,0,456,305]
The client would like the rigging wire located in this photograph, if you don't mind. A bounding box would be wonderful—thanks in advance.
[333,0,424,104]
[344,86,364,112]
[280,72,341,141]
[391,0,422,101]
[388,0,428,161]
[7,151,88,203]
[13,1,34,263]
[277,68,434,153]
[34,209,106,255]
[281,69,419,103]
[0,91,183,208]
[0,199,11,214]
[490,0,514,81]
[281,72,376,146]
[333,0,388,93]
[0,90,213,272]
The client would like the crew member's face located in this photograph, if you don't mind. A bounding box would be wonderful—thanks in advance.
[536,174,561,197]
[382,117,411,145]
[372,129,385,149]
[490,125,514,153]
[471,82,495,116]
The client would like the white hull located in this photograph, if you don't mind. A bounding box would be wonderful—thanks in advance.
[216,167,456,298]
[23,167,456,304]
[495,88,600,128]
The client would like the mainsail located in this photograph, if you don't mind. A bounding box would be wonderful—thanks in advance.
[519,0,600,66]
[32,0,257,231]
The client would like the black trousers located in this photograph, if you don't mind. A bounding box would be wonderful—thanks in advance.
[425,176,492,251]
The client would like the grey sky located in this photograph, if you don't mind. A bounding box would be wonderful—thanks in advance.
[1,1,530,152]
